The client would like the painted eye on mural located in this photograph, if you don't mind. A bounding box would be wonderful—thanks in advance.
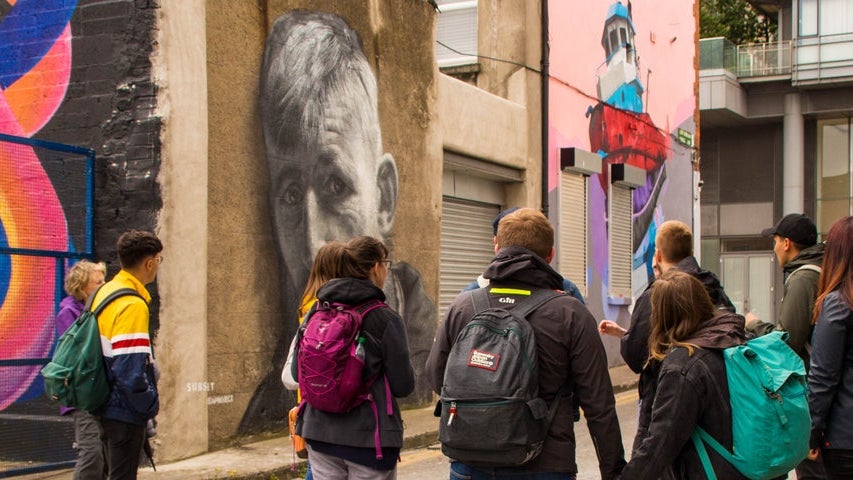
[281,182,303,206]
[321,174,350,199]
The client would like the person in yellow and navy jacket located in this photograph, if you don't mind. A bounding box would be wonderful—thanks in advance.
[91,230,162,480]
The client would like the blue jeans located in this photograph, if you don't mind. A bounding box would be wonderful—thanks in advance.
[450,462,576,480]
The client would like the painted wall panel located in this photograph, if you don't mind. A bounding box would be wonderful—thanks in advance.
[548,0,698,361]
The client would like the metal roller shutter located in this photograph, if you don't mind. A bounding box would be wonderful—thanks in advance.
[559,172,588,298]
[609,184,633,302]
[439,198,499,319]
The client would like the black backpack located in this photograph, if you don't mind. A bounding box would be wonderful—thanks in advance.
[438,288,564,466]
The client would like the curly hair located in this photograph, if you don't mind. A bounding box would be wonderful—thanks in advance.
[64,260,107,301]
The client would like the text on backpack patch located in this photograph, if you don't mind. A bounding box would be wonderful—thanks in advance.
[468,349,500,371]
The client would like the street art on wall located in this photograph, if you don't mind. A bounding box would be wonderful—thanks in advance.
[242,9,436,433]
[549,0,696,322]
[0,0,78,409]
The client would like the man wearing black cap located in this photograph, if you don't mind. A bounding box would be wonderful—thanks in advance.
[747,213,824,364]
[748,213,826,480]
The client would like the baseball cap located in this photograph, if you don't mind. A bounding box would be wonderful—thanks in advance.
[492,207,518,237]
[492,207,520,236]
[761,213,817,247]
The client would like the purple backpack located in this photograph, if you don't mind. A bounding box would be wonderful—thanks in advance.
[296,299,393,459]
[297,299,386,412]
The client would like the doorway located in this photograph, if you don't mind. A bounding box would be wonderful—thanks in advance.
[720,253,777,322]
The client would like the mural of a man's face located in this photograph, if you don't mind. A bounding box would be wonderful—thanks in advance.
[268,92,397,291]
[260,11,397,292]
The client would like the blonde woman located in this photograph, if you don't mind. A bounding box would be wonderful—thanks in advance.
[285,241,345,480]
[56,260,107,480]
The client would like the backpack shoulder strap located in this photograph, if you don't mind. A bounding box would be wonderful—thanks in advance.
[785,264,821,287]
[509,289,563,319]
[470,287,492,314]
[470,288,563,319]
[355,299,386,317]
[90,288,145,316]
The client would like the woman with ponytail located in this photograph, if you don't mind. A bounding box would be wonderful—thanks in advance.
[296,236,414,479]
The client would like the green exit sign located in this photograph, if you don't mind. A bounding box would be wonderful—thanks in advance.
[677,128,694,147]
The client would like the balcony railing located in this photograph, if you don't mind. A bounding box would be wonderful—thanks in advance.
[699,37,792,78]
[736,40,791,77]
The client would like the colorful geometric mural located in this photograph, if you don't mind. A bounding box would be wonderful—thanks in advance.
[0,0,77,409]
[549,0,697,322]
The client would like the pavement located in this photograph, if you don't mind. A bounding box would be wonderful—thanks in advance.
[26,365,638,480]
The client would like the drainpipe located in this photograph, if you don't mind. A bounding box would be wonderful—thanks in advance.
[541,0,550,215]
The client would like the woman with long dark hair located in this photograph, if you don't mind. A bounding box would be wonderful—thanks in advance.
[808,216,853,479]
[296,236,414,479]
[619,270,748,479]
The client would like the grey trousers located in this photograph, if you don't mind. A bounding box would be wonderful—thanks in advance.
[72,410,106,480]
[306,445,396,480]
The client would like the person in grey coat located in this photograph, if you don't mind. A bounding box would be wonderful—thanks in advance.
[807,216,853,479]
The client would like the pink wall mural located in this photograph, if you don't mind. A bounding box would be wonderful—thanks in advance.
[548,0,697,324]
[0,0,77,409]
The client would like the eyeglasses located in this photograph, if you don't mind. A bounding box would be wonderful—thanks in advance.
[154,255,164,264]
[380,259,393,268]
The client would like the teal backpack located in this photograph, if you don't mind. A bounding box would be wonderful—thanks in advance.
[41,288,142,412]
[691,331,810,480]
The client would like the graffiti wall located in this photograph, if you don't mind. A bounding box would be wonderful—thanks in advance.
[548,1,697,335]
[0,0,76,411]
[0,0,161,468]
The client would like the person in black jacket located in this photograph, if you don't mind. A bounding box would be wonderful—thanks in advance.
[599,220,734,453]
[427,208,625,479]
[296,236,415,480]
[619,270,748,479]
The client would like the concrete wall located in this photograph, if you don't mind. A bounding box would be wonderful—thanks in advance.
[154,0,210,461]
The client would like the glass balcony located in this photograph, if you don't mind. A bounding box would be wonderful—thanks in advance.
[699,38,792,79]
[736,40,791,77]
[699,37,737,73]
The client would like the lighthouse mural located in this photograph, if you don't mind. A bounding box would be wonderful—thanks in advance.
[548,0,696,335]
[588,0,669,280]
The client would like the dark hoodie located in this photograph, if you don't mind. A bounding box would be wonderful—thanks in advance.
[426,247,626,478]
[620,256,735,454]
[620,312,748,480]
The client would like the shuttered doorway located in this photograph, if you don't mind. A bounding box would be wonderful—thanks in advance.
[439,198,499,319]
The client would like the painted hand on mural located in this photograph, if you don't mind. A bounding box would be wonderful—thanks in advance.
[0,0,77,410]
[240,10,436,433]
